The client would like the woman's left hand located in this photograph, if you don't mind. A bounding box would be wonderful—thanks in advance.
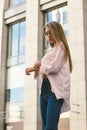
[25,67,35,75]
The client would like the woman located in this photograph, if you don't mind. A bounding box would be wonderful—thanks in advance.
[25,21,73,130]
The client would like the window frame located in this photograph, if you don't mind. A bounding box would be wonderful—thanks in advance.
[7,20,26,67]
[43,4,68,54]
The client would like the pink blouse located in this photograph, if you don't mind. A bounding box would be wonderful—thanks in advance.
[34,43,71,113]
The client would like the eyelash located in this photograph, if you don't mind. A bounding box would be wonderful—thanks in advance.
[45,31,52,36]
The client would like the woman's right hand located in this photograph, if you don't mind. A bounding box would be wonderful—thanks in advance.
[33,61,41,71]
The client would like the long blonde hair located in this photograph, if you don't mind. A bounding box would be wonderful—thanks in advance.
[44,21,73,73]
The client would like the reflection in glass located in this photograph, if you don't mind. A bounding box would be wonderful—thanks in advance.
[56,10,61,23]
[47,6,68,25]
[11,24,19,57]
[7,87,24,103]
[6,20,26,125]
[6,102,24,122]
[13,0,20,6]
[19,21,26,55]
[7,64,25,89]
[21,0,26,2]
[8,21,26,61]
[64,29,68,40]
[44,6,68,50]
[12,0,26,6]
[63,11,68,24]
[6,64,25,123]
[48,12,52,22]
[44,6,70,124]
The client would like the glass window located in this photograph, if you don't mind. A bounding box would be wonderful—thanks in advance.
[6,64,25,89]
[64,29,68,39]
[6,59,25,123]
[63,10,68,24]
[6,21,26,125]
[6,87,24,103]
[48,12,52,22]
[11,24,19,57]
[19,21,26,55]
[6,102,24,122]
[7,21,26,65]
[21,0,26,2]
[56,10,61,23]
[10,0,26,7]
[13,0,20,6]
[46,6,68,26]
[44,5,70,129]
[44,6,68,53]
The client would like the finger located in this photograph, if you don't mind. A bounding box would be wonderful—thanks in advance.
[27,72,31,75]
[26,71,31,75]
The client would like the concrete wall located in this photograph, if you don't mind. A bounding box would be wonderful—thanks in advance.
[68,0,87,129]
[24,0,43,130]
[0,0,9,130]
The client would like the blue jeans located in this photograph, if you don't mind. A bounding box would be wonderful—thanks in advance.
[40,79,64,130]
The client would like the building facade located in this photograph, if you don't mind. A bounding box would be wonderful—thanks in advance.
[0,0,87,130]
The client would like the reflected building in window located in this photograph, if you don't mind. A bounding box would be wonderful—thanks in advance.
[6,20,26,128]
[44,6,68,53]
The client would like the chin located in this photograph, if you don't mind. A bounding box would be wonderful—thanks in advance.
[49,42,54,47]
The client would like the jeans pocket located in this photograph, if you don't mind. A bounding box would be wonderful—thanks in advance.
[48,93,56,99]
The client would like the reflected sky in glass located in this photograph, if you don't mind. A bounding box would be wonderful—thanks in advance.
[47,6,68,25]
[13,0,20,6]
[7,64,25,89]
[12,0,26,6]
[10,87,24,102]
[11,21,26,57]
[19,21,26,55]
[12,24,19,57]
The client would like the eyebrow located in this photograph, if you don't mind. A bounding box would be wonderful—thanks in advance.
[45,31,52,35]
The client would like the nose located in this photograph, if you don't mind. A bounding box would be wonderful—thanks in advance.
[48,35,51,39]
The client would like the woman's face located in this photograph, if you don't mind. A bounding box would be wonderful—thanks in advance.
[45,26,57,46]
